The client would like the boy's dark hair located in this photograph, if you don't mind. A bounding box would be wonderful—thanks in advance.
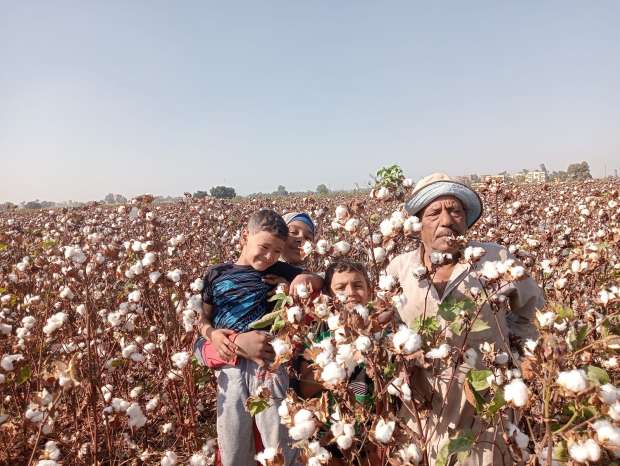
[247,209,289,240]
[324,260,371,294]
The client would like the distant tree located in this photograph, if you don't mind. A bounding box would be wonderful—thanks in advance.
[470,174,480,183]
[274,185,288,196]
[210,186,236,199]
[539,163,548,173]
[193,190,209,199]
[114,194,127,203]
[104,193,115,204]
[315,184,328,195]
[567,161,592,180]
[25,200,43,209]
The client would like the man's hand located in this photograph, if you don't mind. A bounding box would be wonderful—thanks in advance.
[262,274,290,295]
[235,331,275,367]
[210,329,237,361]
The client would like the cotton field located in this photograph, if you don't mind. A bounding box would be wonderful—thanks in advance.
[1,177,620,465]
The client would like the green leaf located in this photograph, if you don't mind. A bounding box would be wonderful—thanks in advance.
[411,316,440,337]
[438,297,474,323]
[585,365,610,385]
[16,365,31,385]
[110,359,125,368]
[249,309,284,330]
[436,431,475,466]
[568,325,588,350]
[470,318,490,333]
[485,389,506,418]
[383,361,396,379]
[270,314,286,333]
[551,303,574,321]
[465,380,486,414]
[467,369,493,392]
[0,243,7,252]
[41,239,56,250]
[247,399,270,417]
[552,440,569,462]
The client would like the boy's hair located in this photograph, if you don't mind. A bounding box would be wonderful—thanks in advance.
[247,209,289,240]
[324,260,371,294]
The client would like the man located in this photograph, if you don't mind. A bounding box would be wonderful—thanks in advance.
[386,173,544,465]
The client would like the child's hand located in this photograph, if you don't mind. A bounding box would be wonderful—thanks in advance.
[262,274,290,293]
[235,331,275,367]
[210,329,237,361]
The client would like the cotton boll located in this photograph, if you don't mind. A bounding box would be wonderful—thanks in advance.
[1,354,24,371]
[372,247,387,263]
[315,239,331,255]
[380,219,394,237]
[378,274,396,291]
[344,218,360,232]
[43,312,68,336]
[397,443,422,465]
[504,378,530,407]
[171,352,190,369]
[321,362,347,386]
[160,451,178,466]
[126,402,147,428]
[287,306,302,323]
[536,311,556,328]
[166,269,182,283]
[593,420,620,446]
[425,344,451,360]
[354,335,372,352]
[353,304,369,322]
[480,262,500,280]
[599,384,620,404]
[295,283,310,299]
[59,287,74,300]
[333,241,351,256]
[335,205,348,220]
[557,369,589,393]
[128,290,141,303]
[149,272,161,284]
[375,187,390,200]
[569,438,601,463]
[255,447,277,466]
[392,325,422,354]
[374,418,395,443]
[271,338,292,357]
[289,409,317,441]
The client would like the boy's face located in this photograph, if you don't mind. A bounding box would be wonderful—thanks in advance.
[330,270,371,310]
[241,230,286,271]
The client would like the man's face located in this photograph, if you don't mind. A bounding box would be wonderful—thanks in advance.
[241,230,286,271]
[420,196,467,254]
[282,221,314,265]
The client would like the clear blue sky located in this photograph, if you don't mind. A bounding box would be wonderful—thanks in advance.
[1,1,619,203]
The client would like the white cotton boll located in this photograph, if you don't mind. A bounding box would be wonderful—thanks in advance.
[149,271,161,284]
[398,443,422,464]
[380,219,394,237]
[464,246,485,262]
[321,362,347,386]
[190,278,204,292]
[536,311,556,328]
[146,396,159,411]
[327,313,341,331]
[111,397,130,412]
[59,287,74,300]
[127,402,147,428]
[102,385,113,403]
[255,447,277,466]
[315,239,331,255]
[189,453,208,466]
[557,369,589,393]
[142,252,156,267]
[128,290,141,303]
[480,262,500,280]
[494,352,510,365]
[171,351,190,369]
[302,241,314,257]
[354,304,369,322]
[379,274,396,291]
[344,218,360,232]
[122,344,138,359]
[504,378,530,407]
[160,450,178,466]
[403,178,413,187]
[296,283,310,299]
[375,186,390,200]
[374,418,395,443]
[425,344,451,360]
[289,409,317,441]
[271,338,292,357]
[333,240,351,256]
[335,205,348,220]
[308,441,331,463]
[129,386,143,399]
[593,420,620,446]
[609,401,620,421]
[1,354,24,371]
[107,311,123,327]
[0,374,5,384]
[599,384,620,404]
[167,269,182,283]
[129,260,143,276]
[25,406,44,424]
[506,422,529,450]
[392,325,422,354]
[569,438,601,463]
[354,336,372,352]
[372,247,387,263]
[287,306,302,323]
[0,323,11,335]
[22,316,36,329]
[64,246,86,264]
[43,312,68,336]
[509,266,526,280]
[43,440,61,461]
[390,211,405,230]
[277,400,290,420]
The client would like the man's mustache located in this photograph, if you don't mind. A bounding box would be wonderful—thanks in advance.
[436,227,460,238]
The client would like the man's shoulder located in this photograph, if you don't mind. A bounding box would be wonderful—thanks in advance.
[266,261,303,280]
[387,249,421,276]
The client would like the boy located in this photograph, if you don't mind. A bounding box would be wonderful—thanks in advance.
[198,209,303,466]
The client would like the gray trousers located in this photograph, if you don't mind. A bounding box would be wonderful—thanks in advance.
[216,359,298,466]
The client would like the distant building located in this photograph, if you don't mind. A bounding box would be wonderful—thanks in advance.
[482,174,507,183]
[525,170,548,183]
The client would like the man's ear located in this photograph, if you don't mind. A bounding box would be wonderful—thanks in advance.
[240,228,249,247]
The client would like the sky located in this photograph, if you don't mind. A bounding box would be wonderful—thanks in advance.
[1,1,619,203]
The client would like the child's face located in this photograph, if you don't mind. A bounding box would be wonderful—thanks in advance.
[282,221,314,265]
[329,269,371,309]
[241,230,286,271]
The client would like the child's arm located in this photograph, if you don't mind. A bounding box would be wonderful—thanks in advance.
[199,303,237,361]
